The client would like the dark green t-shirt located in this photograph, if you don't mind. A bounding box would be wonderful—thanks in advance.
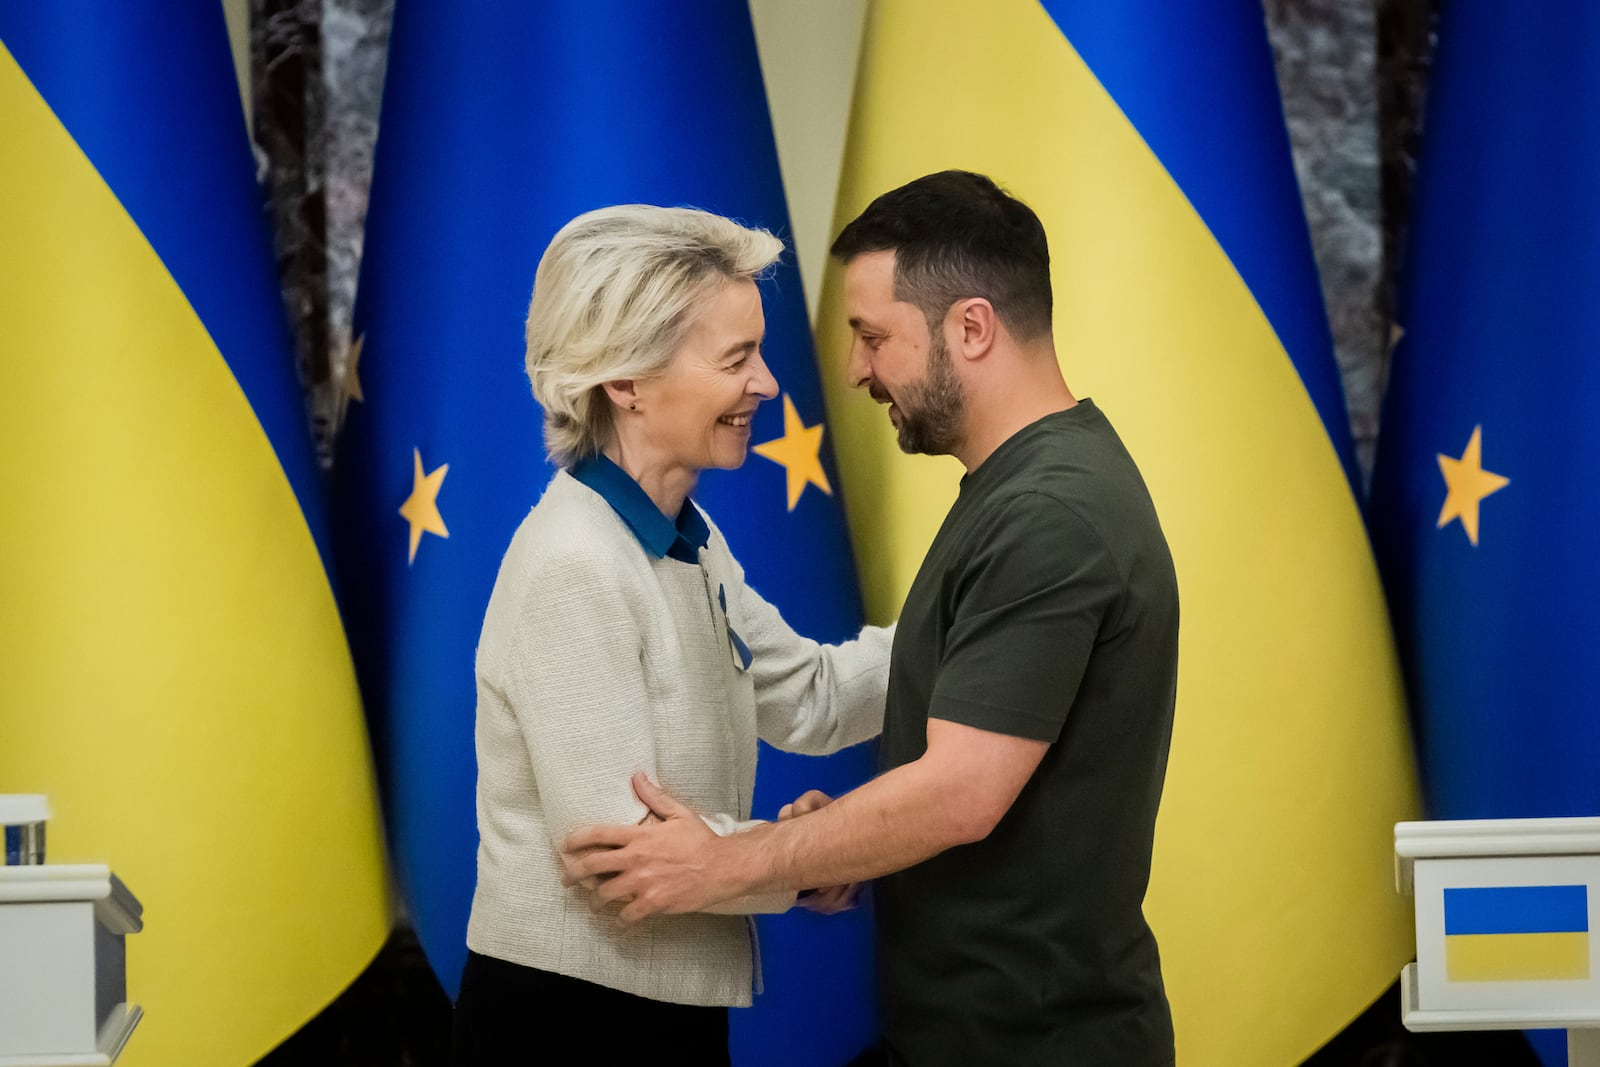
[877,401,1179,1066]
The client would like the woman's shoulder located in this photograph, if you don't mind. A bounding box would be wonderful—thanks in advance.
[505,470,643,578]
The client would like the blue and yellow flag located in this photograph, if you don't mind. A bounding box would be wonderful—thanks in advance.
[1367,9,1600,1060]
[0,5,389,1064]
[1443,885,1590,984]
[815,1,1419,1061]
[334,1,876,1061]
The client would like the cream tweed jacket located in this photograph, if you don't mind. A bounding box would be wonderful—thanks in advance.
[466,469,892,1006]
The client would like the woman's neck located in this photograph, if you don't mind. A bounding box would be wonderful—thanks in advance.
[603,439,697,518]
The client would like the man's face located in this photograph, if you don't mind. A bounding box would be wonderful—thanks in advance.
[841,250,965,456]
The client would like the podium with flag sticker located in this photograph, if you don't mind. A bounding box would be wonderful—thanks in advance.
[0,864,143,1066]
[1397,818,1600,1063]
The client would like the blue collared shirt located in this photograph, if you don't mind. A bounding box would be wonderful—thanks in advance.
[569,453,710,564]
[569,454,750,670]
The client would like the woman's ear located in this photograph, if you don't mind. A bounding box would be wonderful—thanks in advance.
[601,379,641,413]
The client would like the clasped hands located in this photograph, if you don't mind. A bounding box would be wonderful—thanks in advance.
[559,771,857,923]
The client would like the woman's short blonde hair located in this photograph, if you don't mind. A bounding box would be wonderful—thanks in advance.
[526,204,784,466]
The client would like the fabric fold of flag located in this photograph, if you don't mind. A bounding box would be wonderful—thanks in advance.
[815,1,1418,1062]
[335,2,876,1063]
[0,5,390,1065]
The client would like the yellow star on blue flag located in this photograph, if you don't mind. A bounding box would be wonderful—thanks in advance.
[337,332,365,428]
[753,393,832,510]
[1436,425,1509,546]
[400,447,449,563]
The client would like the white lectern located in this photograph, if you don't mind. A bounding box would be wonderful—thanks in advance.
[0,864,143,1066]
[1397,817,1600,1065]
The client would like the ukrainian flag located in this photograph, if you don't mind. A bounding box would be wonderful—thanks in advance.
[816,1,1419,1061]
[0,6,389,1065]
[335,2,876,1061]
[1444,885,1590,983]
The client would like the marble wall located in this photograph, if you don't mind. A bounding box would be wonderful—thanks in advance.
[320,0,392,445]
[1267,0,1384,477]
[250,0,390,464]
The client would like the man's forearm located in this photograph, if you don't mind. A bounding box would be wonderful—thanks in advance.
[721,752,992,895]
[562,720,1047,921]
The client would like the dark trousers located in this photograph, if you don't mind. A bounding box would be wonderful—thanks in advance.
[453,949,731,1066]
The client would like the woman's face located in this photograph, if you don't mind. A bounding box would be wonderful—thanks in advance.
[635,278,779,476]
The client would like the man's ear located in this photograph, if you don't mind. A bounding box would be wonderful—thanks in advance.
[953,297,998,362]
[601,378,641,412]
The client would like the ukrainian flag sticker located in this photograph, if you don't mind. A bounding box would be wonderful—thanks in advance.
[1444,885,1590,982]
[1414,857,1600,1017]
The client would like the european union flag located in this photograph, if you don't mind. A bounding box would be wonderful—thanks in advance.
[1368,4,1600,828]
[332,2,876,1062]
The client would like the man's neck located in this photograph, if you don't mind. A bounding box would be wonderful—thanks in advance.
[953,350,1077,472]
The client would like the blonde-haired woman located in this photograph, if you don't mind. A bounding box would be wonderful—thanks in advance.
[454,205,890,1065]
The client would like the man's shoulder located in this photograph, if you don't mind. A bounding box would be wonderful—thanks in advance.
[1015,415,1164,536]
[982,486,1108,555]
[980,424,1177,603]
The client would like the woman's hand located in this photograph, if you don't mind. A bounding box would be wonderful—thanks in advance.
[776,789,833,821]
[779,790,859,914]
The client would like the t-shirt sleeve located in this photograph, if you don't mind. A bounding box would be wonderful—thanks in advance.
[929,491,1122,743]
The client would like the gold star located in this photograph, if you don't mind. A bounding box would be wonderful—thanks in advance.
[344,334,365,403]
[399,447,449,564]
[1388,322,1406,353]
[753,394,832,511]
[337,333,365,429]
[1437,425,1509,546]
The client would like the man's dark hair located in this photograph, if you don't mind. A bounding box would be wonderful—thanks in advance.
[830,170,1053,341]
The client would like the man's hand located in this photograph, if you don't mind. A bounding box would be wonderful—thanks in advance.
[779,790,858,914]
[560,772,745,923]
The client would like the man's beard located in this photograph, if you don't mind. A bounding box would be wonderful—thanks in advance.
[894,330,965,456]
